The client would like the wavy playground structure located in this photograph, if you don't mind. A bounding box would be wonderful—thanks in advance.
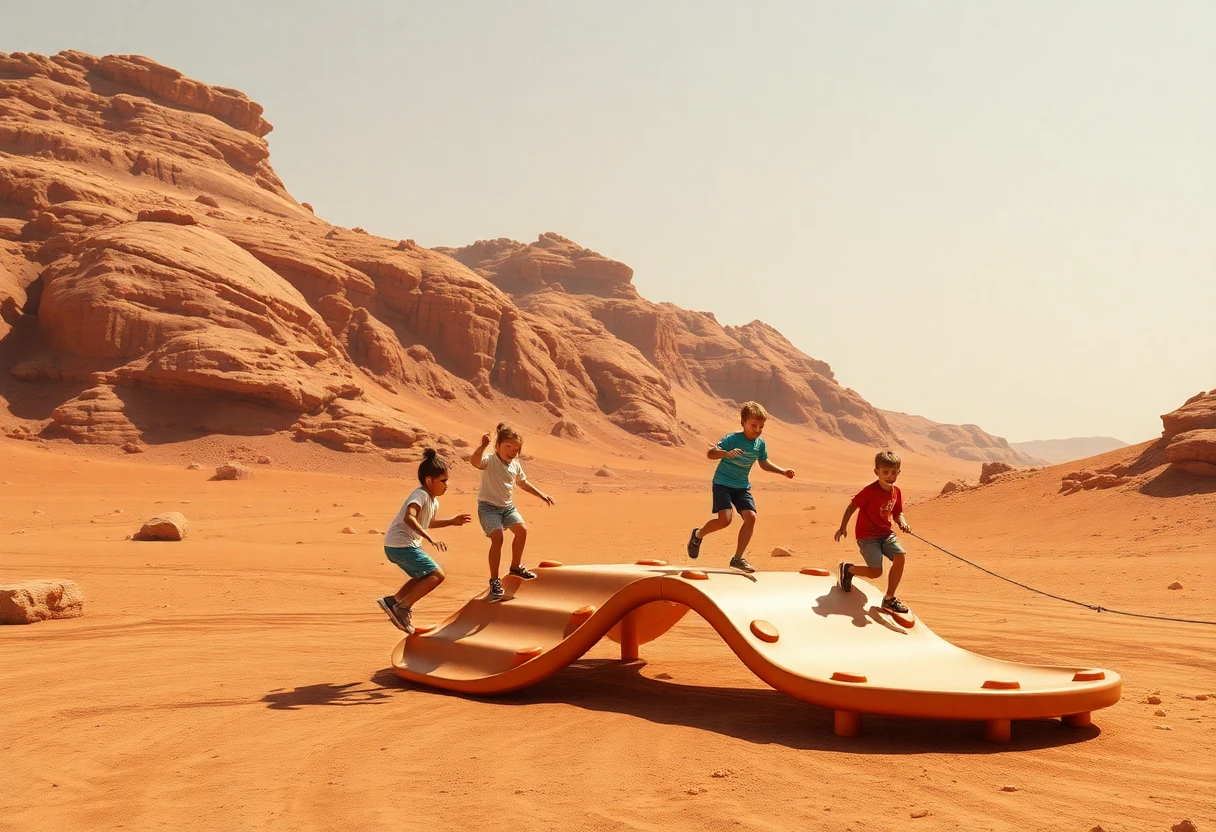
[391,562,1121,742]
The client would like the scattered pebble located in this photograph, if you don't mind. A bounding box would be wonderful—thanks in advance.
[771,546,794,557]
[1154,709,1167,717]
[1172,821,1198,832]
[1168,581,1184,590]
[710,770,733,778]
[256,456,272,464]
[1155,725,1172,731]
[368,529,381,535]
[685,787,707,796]
[32,509,43,515]
[352,512,365,517]
[1000,785,1018,792]
[1195,694,1209,701]
[186,463,201,470]
[911,809,929,819]
[576,484,593,494]
[1147,696,1162,705]
[595,466,616,478]
[340,527,355,534]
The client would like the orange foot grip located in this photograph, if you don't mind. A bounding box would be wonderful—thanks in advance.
[680,570,708,580]
[412,624,437,636]
[982,679,1021,690]
[512,646,544,667]
[831,671,867,684]
[538,560,564,568]
[635,559,669,566]
[1072,670,1105,682]
[568,605,596,630]
[800,567,831,576]
[749,620,779,643]
[984,719,1012,743]
[1062,712,1092,728]
[834,710,861,737]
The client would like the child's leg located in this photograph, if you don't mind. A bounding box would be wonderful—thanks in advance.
[885,553,906,598]
[734,509,757,556]
[849,563,884,579]
[508,523,528,569]
[395,567,446,609]
[696,509,733,538]
[487,530,505,579]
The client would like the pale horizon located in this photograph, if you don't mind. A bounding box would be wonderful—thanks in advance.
[7,1,1213,444]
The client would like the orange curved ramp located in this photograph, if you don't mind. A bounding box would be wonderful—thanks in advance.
[391,563,1121,739]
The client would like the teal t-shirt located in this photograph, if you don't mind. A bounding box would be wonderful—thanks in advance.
[712,432,768,489]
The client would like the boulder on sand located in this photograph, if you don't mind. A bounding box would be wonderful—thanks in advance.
[135,511,188,541]
[1,580,84,624]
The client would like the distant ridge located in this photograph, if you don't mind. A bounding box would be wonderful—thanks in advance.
[1010,437,1129,465]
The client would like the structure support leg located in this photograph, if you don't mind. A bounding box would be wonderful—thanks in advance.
[619,612,639,661]
[1063,712,1092,728]
[984,719,1011,743]
[833,710,861,738]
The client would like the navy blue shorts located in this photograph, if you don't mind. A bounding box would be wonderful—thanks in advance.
[712,483,756,515]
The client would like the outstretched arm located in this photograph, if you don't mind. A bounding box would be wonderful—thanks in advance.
[518,479,554,506]
[834,503,858,542]
[758,459,795,479]
[895,512,911,533]
[431,513,472,529]
[707,443,744,460]
[469,433,491,469]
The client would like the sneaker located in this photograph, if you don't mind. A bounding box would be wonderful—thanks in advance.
[729,555,755,574]
[686,528,702,559]
[509,565,537,580]
[838,562,854,592]
[396,604,416,634]
[488,577,505,602]
[376,596,411,633]
[882,595,909,614]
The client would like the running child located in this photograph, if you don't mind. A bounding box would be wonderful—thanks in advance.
[470,423,555,602]
[834,450,912,614]
[686,401,795,573]
[377,449,471,634]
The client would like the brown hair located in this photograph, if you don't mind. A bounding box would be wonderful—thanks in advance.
[740,401,769,422]
[875,450,901,469]
[417,448,450,485]
[495,422,523,449]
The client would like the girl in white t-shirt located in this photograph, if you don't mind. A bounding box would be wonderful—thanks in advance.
[469,423,555,602]
[377,449,471,634]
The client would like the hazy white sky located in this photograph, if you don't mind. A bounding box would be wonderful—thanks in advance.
[7,1,1214,443]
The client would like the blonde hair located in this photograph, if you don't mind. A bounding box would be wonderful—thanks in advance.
[495,422,523,449]
[740,401,769,422]
[875,450,901,469]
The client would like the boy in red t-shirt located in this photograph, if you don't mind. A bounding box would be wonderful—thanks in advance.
[833,450,912,614]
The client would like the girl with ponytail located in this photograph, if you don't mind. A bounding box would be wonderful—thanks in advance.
[469,423,555,601]
[377,449,471,633]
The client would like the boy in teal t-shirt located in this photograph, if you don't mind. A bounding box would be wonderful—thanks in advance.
[686,401,795,572]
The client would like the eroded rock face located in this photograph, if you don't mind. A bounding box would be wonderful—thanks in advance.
[0,580,83,624]
[979,461,1015,484]
[1161,391,1216,476]
[136,511,188,541]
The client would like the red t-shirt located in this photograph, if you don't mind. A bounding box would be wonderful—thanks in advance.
[852,481,902,540]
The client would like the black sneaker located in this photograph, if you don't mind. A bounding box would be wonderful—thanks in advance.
[488,577,505,602]
[838,562,854,592]
[729,555,755,574]
[509,565,537,580]
[882,595,909,614]
[376,596,411,633]
[686,528,702,559]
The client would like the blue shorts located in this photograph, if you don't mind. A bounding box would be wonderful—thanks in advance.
[856,533,906,570]
[477,501,525,536]
[384,545,440,579]
[711,483,756,515]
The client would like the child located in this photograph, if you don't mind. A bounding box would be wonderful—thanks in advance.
[470,423,555,602]
[833,450,912,614]
[377,449,471,634]
[686,401,795,573]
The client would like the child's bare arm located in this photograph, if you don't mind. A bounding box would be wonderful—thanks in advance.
[404,504,443,551]
[469,433,491,469]
[431,512,472,529]
[518,479,555,506]
[758,459,795,479]
[834,503,858,542]
[895,512,911,533]
[707,444,744,460]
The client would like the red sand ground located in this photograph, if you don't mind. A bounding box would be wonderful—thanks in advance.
[2,423,1213,832]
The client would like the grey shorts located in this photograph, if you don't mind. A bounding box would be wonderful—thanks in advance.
[477,501,525,536]
[856,533,906,570]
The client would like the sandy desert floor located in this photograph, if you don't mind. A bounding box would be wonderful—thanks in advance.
[2,434,1213,832]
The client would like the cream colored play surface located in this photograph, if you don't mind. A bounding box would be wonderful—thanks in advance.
[393,562,1121,741]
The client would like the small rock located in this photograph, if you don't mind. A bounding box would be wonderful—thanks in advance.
[910,809,929,819]
[1155,725,1172,730]
[594,466,616,478]
[195,194,220,208]
[1,580,84,624]
[1154,709,1167,717]
[710,770,732,778]
[1000,785,1018,792]
[135,511,188,541]
[341,527,356,534]
[187,462,202,470]
[1147,696,1162,704]
[214,462,252,481]
[771,546,794,557]
[352,512,366,518]
[1168,581,1184,590]
[121,442,143,454]
[1172,820,1198,832]
[256,456,272,465]
[32,510,43,515]
[685,787,707,796]
[576,484,593,494]
[368,529,381,535]
[1195,694,1209,701]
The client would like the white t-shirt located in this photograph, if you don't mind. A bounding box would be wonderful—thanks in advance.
[477,452,527,506]
[385,487,437,549]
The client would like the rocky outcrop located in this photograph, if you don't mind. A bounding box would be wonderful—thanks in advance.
[0,579,83,624]
[135,512,188,541]
[882,410,1042,467]
[1161,390,1216,476]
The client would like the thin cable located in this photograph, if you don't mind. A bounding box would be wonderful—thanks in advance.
[907,531,1216,627]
